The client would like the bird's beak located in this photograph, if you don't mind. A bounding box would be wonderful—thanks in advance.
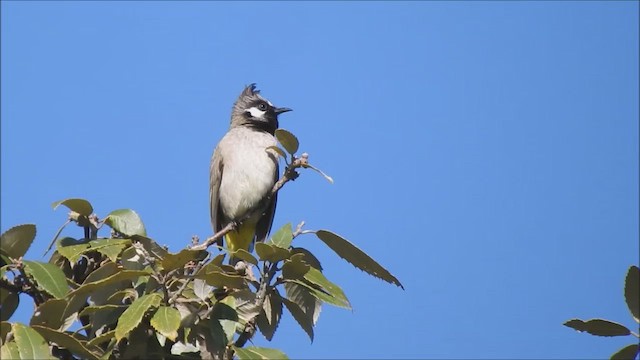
[274,107,292,115]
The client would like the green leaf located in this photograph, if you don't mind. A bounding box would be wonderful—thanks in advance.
[211,297,239,346]
[611,343,639,360]
[104,209,147,237]
[564,318,631,337]
[12,323,54,359]
[114,293,162,341]
[0,341,20,359]
[30,299,69,329]
[1,321,11,343]
[0,291,19,321]
[234,346,289,360]
[24,261,69,299]
[266,146,287,160]
[196,271,246,289]
[233,290,259,326]
[86,330,115,349]
[269,223,293,249]
[282,297,314,342]
[282,254,310,280]
[150,306,181,341]
[255,243,290,263]
[68,270,150,299]
[624,265,639,323]
[52,198,93,216]
[315,230,404,289]
[231,249,258,266]
[161,249,207,272]
[275,129,299,155]
[56,237,90,263]
[290,247,322,270]
[284,282,321,325]
[31,325,99,360]
[304,267,351,309]
[0,224,36,260]
[257,289,282,341]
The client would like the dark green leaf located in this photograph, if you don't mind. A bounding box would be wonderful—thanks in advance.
[115,293,162,341]
[52,198,93,216]
[150,306,181,341]
[282,297,314,342]
[13,323,54,359]
[1,321,11,344]
[234,346,289,360]
[275,129,299,155]
[315,230,404,289]
[255,243,290,263]
[304,267,351,309]
[55,237,90,263]
[196,271,246,289]
[31,325,99,360]
[285,282,321,325]
[30,299,68,329]
[611,343,639,360]
[0,224,36,260]
[290,247,322,271]
[269,223,293,249]
[564,318,631,337]
[104,209,147,237]
[624,266,639,323]
[212,296,239,346]
[86,330,115,349]
[233,290,259,326]
[161,249,207,272]
[24,261,69,299]
[282,254,310,280]
[0,290,19,321]
[231,249,258,266]
[257,289,282,341]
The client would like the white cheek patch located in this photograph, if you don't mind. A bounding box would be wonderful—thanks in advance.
[247,107,266,119]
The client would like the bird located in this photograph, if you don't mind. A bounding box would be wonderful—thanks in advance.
[209,84,292,262]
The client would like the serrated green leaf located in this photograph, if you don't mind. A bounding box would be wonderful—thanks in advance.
[564,318,631,337]
[30,299,68,329]
[304,267,351,309]
[114,293,162,341]
[257,289,282,341]
[0,291,19,321]
[24,261,69,299]
[68,270,150,299]
[315,230,404,289]
[282,254,310,280]
[284,282,321,325]
[275,129,299,155]
[255,243,290,263]
[161,249,207,272]
[0,341,19,359]
[233,290,259,326]
[269,223,293,249]
[266,146,287,160]
[611,343,639,360]
[104,209,146,237]
[31,325,99,360]
[234,346,289,360]
[86,330,115,349]
[212,296,238,345]
[13,323,55,359]
[624,265,639,323]
[0,224,36,260]
[150,306,181,341]
[290,247,322,271]
[52,198,93,216]
[282,297,314,342]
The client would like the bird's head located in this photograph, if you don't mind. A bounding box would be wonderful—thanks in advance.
[230,83,292,133]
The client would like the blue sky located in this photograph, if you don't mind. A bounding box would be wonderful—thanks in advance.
[1,1,638,359]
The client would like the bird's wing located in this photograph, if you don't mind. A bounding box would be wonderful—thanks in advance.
[255,162,279,243]
[210,146,225,247]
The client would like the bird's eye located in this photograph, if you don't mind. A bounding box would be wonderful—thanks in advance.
[258,103,268,111]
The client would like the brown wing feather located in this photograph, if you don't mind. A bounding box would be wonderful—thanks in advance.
[210,147,225,247]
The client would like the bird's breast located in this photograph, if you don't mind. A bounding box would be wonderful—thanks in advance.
[218,128,278,220]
